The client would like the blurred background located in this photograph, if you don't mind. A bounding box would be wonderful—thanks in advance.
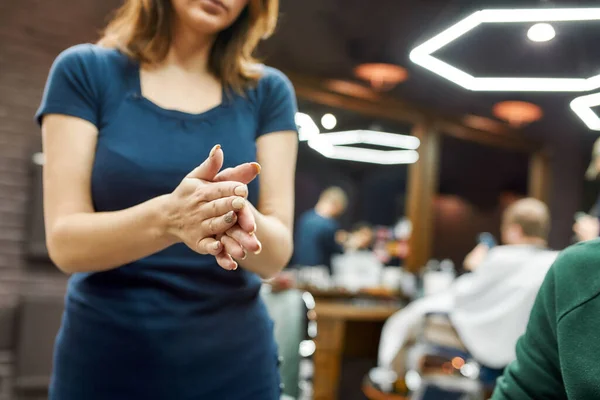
[2,0,600,399]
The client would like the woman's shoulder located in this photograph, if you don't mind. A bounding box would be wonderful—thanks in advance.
[250,65,294,96]
[551,240,600,321]
[257,65,292,83]
[52,43,131,80]
[241,65,297,130]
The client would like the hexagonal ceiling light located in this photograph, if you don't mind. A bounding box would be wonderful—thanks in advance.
[570,92,600,131]
[409,8,600,92]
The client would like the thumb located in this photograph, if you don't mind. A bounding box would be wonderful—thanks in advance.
[187,144,224,180]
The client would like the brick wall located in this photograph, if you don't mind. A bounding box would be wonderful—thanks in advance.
[0,0,120,292]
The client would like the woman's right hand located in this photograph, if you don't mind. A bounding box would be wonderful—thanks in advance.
[163,145,255,261]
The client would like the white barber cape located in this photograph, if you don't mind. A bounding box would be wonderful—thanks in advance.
[378,245,557,369]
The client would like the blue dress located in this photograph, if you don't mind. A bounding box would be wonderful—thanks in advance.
[36,44,298,400]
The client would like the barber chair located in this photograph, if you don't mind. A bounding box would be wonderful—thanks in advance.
[363,312,504,400]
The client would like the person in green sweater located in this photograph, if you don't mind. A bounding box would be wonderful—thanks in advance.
[492,239,600,399]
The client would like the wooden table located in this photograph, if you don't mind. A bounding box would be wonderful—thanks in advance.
[312,299,402,400]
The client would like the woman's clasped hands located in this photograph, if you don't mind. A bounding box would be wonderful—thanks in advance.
[165,145,262,270]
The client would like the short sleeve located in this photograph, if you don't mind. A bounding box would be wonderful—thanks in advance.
[256,67,298,138]
[35,44,102,127]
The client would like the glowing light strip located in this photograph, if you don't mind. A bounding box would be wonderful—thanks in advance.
[308,131,420,165]
[409,8,600,92]
[480,8,600,23]
[307,135,419,165]
[320,130,420,150]
[570,92,600,131]
[295,113,420,164]
[295,112,320,141]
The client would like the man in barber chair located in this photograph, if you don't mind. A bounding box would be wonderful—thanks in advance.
[366,198,558,397]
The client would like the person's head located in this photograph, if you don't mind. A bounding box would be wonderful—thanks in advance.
[315,187,348,218]
[585,137,600,180]
[501,198,550,246]
[99,0,279,92]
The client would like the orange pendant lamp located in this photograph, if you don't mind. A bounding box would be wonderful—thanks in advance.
[492,101,543,128]
[353,63,409,91]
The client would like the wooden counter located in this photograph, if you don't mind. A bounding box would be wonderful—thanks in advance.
[312,300,402,400]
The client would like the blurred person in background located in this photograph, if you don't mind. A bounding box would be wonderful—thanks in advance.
[372,198,557,395]
[573,137,600,241]
[345,222,374,251]
[36,0,298,398]
[329,222,382,290]
[292,186,348,273]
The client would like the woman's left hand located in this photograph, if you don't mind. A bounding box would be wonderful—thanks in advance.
[219,227,261,258]
[210,159,263,269]
[216,204,262,264]
[212,206,261,270]
[189,146,263,270]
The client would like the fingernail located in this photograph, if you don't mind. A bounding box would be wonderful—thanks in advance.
[251,162,261,174]
[224,211,235,224]
[254,241,262,255]
[241,250,248,260]
[232,197,245,210]
[209,144,221,158]
[232,262,238,270]
[234,185,248,197]
[213,242,221,251]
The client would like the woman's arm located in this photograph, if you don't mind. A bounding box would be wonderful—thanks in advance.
[43,115,252,273]
[215,68,298,277]
[233,131,298,279]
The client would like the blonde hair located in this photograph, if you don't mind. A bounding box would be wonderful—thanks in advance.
[503,198,550,240]
[98,0,279,93]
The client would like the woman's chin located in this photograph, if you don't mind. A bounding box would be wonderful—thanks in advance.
[183,10,229,35]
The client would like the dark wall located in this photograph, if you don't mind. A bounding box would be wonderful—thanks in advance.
[431,136,529,266]
[0,0,121,292]
[431,128,585,266]
[295,143,408,229]
[525,124,583,251]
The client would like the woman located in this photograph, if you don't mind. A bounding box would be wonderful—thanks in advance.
[37,0,298,398]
